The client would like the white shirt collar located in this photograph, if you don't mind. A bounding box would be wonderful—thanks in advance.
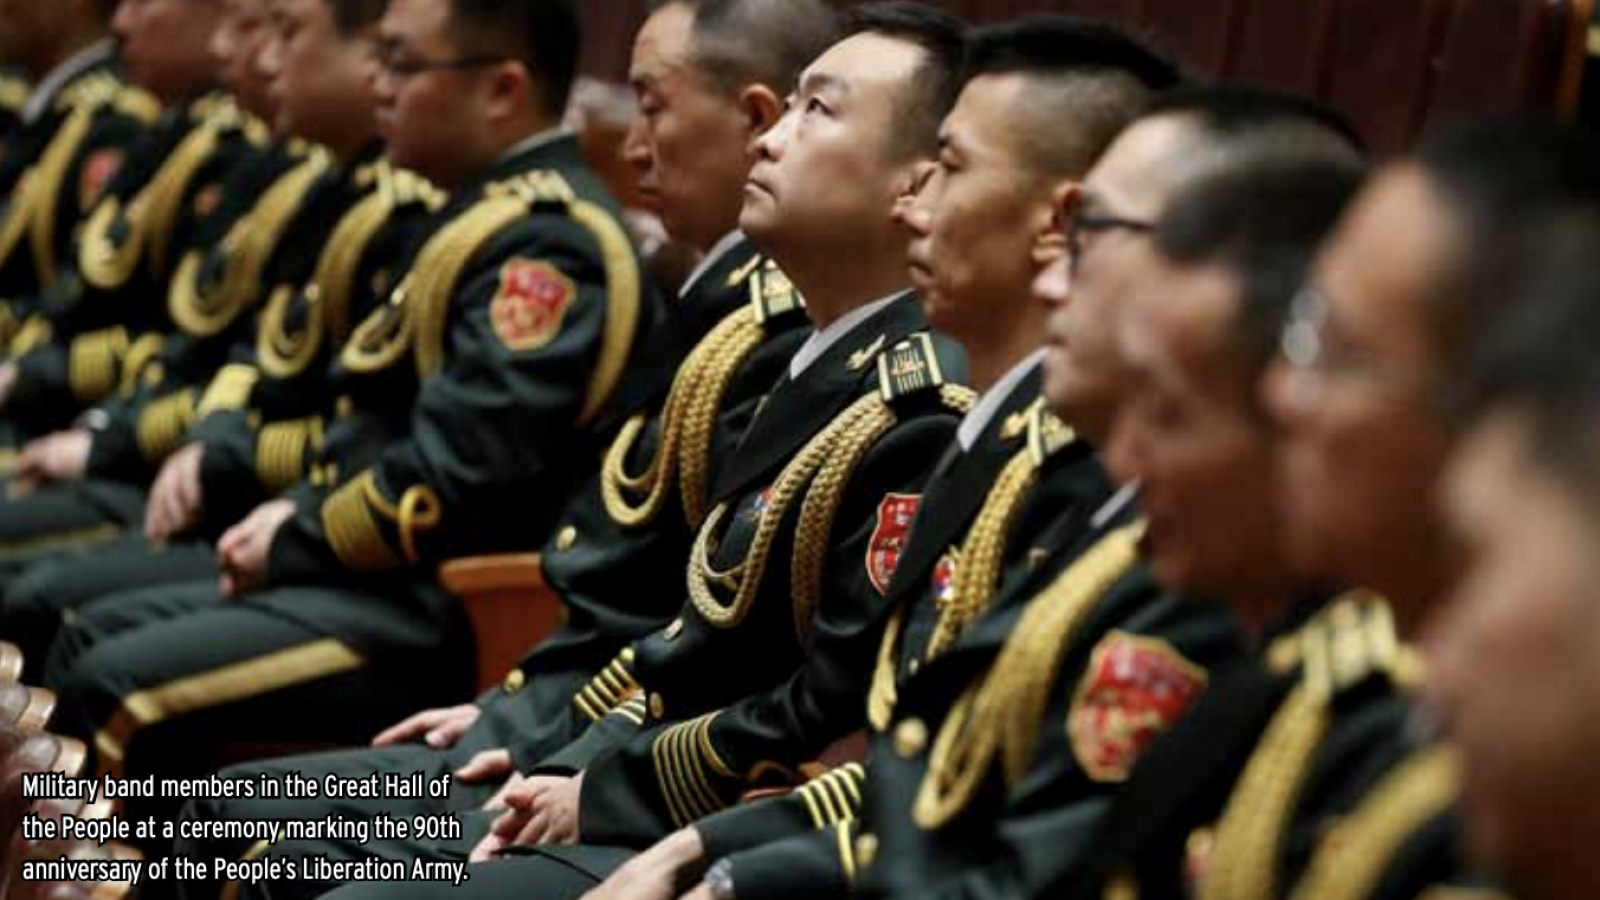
[788,291,905,379]
[22,40,114,125]
[956,350,1046,451]
[498,126,574,162]
[679,231,745,299]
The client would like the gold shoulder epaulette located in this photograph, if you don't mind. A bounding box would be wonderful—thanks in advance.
[877,333,949,404]
[1295,591,1414,700]
[60,74,158,123]
[748,259,804,324]
[1026,400,1077,466]
[488,169,576,206]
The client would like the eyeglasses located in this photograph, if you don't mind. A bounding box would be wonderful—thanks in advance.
[1278,285,1438,409]
[1067,210,1155,276]
[372,40,507,79]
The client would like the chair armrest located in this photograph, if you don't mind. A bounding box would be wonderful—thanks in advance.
[438,554,566,693]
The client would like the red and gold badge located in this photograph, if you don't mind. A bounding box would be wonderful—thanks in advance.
[866,493,921,595]
[79,148,124,210]
[490,259,573,352]
[1069,632,1207,782]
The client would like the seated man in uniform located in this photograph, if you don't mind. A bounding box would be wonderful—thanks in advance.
[1427,212,1600,900]
[170,1,835,895]
[38,0,655,831]
[1061,115,1600,900]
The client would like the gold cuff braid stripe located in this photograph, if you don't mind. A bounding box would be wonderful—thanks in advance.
[255,418,323,494]
[196,364,260,417]
[321,469,444,571]
[795,763,867,828]
[572,648,641,721]
[649,713,731,827]
[136,390,198,463]
[68,327,129,405]
[913,522,1146,830]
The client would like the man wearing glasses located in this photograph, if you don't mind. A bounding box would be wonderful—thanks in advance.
[43,0,656,843]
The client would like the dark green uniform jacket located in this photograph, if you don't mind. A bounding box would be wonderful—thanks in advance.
[531,295,972,852]
[0,49,158,308]
[1057,591,1501,900]
[5,94,275,436]
[688,423,1242,900]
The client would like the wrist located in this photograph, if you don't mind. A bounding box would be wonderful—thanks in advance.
[667,828,710,893]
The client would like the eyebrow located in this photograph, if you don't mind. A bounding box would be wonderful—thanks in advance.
[798,72,850,99]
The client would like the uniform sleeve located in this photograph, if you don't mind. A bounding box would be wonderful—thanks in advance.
[528,696,648,775]
[576,414,958,844]
[266,214,622,585]
[715,821,859,900]
[694,763,867,860]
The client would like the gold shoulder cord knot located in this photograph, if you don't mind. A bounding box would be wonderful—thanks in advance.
[169,155,331,338]
[80,116,224,290]
[602,267,796,532]
[688,383,973,641]
[405,171,640,428]
[1201,592,1406,900]
[1287,746,1461,900]
[911,521,1145,830]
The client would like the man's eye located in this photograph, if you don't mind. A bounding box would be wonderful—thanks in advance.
[805,98,828,115]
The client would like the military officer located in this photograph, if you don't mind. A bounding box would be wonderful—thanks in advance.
[164,0,836,893]
[1427,213,1600,900]
[569,18,1231,900]
[0,0,280,444]
[1055,109,1595,900]
[0,0,428,671]
[41,0,657,832]
[285,6,971,900]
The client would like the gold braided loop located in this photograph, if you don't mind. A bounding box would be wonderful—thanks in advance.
[169,155,330,338]
[80,118,222,289]
[0,106,95,288]
[913,522,1145,830]
[686,394,869,631]
[867,606,907,731]
[928,447,1040,660]
[1200,684,1331,900]
[600,305,760,531]
[1287,747,1460,900]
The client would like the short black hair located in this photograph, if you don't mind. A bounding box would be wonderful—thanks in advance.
[326,0,387,35]
[1154,157,1367,376]
[1413,117,1600,370]
[1141,83,1366,178]
[1456,217,1600,505]
[961,15,1181,178]
[652,0,841,97]
[842,1,967,160]
[446,0,581,116]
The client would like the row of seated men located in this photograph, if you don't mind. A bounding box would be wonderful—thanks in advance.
[0,0,1593,899]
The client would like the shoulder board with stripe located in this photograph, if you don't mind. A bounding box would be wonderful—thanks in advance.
[1026,401,1078,465]
[748,259,804,324]
[488,169,576,207]
[877,333,949,403]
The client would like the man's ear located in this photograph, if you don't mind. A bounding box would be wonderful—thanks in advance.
[1032,180,1083,267]
[738,84,784,138]
[484,61,536,125]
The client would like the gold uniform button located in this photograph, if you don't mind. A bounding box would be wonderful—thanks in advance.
[854,833,879,869]
[893,718,928,758]
[502,669,526,694]
[649,693,666,720]
[336,395,354,418]
[555,526,578,552]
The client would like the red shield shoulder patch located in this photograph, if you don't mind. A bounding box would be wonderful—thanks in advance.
[1069,631,1207,783]
[490,259,574,352]
[866,493,921,595]
[79,148,124,211]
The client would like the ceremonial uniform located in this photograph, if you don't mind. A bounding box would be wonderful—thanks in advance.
[40,132,652,828]
[0,141,370,601]
[0,68,30,154]
[231,293,971,900]
[170,238,811,900]
[648,390,1241,900]
[0,158,445,671]
[2,93,276,438]
[0,43,158,305]
[1058,591,1503,900]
